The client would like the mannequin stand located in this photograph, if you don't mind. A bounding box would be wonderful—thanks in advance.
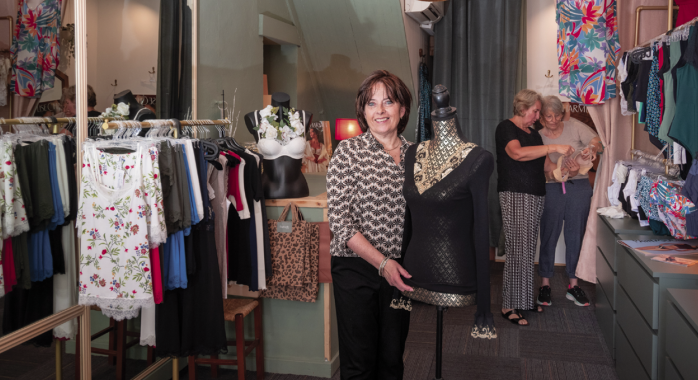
[434,305,447,380]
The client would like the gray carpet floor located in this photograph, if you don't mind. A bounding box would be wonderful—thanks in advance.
[0,262,618,380]
[183,262,618,380]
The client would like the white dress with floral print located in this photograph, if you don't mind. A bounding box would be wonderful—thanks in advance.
[78,144,166,320]
[0,139,31,298]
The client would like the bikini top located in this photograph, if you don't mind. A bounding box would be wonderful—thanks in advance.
[255,109,307,160]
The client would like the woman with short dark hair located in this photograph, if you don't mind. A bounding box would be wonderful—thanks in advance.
[327,69,413,379]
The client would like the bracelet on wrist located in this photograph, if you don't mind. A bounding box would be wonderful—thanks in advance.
[378,257,390,277]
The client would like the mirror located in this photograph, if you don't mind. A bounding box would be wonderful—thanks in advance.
[0,316,80,378]
[2,0,186,379]
[1,0,79,351]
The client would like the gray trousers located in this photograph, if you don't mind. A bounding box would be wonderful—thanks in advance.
[538,179,593,279]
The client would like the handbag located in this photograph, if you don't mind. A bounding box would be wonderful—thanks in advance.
[261,203,319,302]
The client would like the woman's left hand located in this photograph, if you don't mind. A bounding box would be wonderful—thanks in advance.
[565,156,580,177]
[383,259,413,292]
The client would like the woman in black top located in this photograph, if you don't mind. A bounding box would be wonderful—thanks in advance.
[495,89,573,326]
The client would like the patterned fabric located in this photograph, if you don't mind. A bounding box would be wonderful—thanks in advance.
[78,145,166,320]
[327,131,412,258]
[402,286,476,307]
[413,122,476,194]
[651,180,696,240]
[0,139,30,297]
[557,0,620,105]
[0,140,30,240]
[499,191,544,310]
[636,175,661,221]
[10,0,62,98]
[260,216,319,303]
[645,47,671,156]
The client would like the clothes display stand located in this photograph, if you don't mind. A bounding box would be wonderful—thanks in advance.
[434,306,446,380]
[400,85,497,380]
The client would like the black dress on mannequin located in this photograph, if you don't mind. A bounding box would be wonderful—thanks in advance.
[244,92,312,199]
[400,86,496,379]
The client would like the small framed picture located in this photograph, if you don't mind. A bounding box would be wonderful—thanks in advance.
[302,121,332,173]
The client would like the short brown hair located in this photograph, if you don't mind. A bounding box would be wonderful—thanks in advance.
[355,70,412,135]
[512,89,542,116]
[61,85,97,108]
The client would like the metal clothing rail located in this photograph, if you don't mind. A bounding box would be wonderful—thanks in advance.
[0,116,124,125]
[101,118,231,129]
[101,118,232,139]
[630,1,678,158]
[629,149,680,176]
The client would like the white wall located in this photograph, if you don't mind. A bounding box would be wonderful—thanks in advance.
[527,0,567,266]
[526,0,569,101]
[90,0,159,112]
[38,0,159,110]
[400,0,429,97]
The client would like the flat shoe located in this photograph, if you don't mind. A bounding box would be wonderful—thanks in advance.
[501,309,528,326]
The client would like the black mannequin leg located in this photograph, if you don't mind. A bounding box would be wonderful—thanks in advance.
[435,305,447,380]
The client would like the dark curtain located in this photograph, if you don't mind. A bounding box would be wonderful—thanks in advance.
[157,0,192,120]
[433,0,523,247]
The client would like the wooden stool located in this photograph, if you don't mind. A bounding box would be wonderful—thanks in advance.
[74,306,154,380]
[187,298,264,380]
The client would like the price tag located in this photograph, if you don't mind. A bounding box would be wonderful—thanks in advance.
[115,170,125,189]
[277,221,292,233]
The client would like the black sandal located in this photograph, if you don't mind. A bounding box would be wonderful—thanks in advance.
[501,309,528,326]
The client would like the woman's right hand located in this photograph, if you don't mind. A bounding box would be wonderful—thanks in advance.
[382,259,414,292]
[553,144,575,156]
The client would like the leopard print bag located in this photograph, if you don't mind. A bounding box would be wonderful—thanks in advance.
[261,203,320,302]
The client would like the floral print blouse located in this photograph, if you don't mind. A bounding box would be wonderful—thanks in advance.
[78,144,166,320]
[557,0,620,104]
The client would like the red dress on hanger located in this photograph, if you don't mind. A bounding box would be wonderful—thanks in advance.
[676,0,698,27]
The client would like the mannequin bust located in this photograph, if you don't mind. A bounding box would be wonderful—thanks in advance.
[400,84,495,338]
[114,90,156,122]
[244,92,313,199]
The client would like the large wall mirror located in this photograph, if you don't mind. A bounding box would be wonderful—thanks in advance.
[0,0,83,378]
[0,0,192,379]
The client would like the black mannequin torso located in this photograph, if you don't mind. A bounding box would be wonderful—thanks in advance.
[244,92,313,199]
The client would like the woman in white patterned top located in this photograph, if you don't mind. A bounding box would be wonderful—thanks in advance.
[327,70,413,379]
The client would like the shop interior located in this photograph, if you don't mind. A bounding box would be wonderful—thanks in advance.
[0,0,697,380]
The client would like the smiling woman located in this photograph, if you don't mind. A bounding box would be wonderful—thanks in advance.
[327,70,413,379]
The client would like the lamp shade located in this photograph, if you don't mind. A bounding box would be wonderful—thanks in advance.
[335,118,362,141]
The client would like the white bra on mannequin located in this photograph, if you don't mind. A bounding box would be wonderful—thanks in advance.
[255,110,307,160]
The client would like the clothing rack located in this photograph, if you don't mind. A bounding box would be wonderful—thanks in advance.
[638,15,698,48]
[101,118,232,139]
[629,149,680,176]
[0,116,125,134]
[630,2,684,159]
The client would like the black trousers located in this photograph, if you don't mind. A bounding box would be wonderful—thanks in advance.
[332,256,410,380]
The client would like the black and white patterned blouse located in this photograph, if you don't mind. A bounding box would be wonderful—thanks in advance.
[327,131,412,258]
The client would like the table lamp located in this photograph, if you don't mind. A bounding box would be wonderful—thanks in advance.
[335,118,362,141]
